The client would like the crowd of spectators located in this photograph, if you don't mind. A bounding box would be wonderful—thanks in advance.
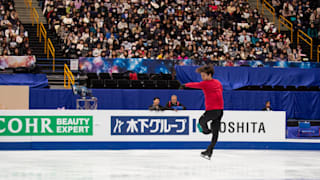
[0,0,32,56]
[271,0,320,40]
[42,0,311,61]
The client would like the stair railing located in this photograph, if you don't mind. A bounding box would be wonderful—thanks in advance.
[47,38,56,72]
[279,15,293,43]
[39,22,47,53]
[24,0,28,7]
[261,0,275,23]
[31,8,39,37]
[317,45,320,63]
[24,0,32,9]
[297,30,313,60]
[64,64,75,89]
[25,0,58,65]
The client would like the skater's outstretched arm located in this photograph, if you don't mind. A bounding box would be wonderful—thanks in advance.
[184,81,204,89]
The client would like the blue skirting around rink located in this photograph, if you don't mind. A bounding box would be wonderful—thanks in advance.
[1,141,320,150]
[176,66,320,90]
[30,89,320,120]
[0,73,48,88]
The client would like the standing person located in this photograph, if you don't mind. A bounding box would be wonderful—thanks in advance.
[165,95,186,110]
[182,65,224,160]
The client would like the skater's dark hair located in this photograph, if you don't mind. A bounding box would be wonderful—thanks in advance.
[153,97,160,100]
[196,65,214,76]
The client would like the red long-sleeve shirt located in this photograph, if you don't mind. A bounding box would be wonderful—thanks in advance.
[185,79,224,110]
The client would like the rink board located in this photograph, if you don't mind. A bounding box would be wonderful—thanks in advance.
[0,110,317,150]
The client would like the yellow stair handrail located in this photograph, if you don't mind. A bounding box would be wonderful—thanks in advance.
[64,64,75,89]
[261,0,276,23]
[31,8,39,37]
[317,45,320,63]
[47,38,56,72]
[297,30,313,60]
[24,0,32,8]
[28,0,32,8]
[279,15,293,43]
[27,1,58,66]
[39,22,47,53]
[24,0,29,8]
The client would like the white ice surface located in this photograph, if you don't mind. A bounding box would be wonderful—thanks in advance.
[0,150,319,180]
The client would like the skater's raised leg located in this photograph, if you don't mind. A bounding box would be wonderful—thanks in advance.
[198,114,211,134]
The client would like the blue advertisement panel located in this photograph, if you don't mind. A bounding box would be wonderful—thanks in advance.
[79,57,320,74]
[111,116,189,135]
[226,60,320,68]
[79,57,176,74]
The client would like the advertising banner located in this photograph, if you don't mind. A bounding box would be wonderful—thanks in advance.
[0,56,36,69]
[78,57,320,74]
[111,116,189,135]
[0,116,92,136]
[0,110,285,142]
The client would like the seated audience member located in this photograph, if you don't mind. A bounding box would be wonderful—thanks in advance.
[149,97,165,111]
[262,101,272,111]
[165,95,186,110]
[289,49,301,61]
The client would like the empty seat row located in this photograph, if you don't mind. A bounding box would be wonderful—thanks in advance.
[88,79,181,89]
[87,73,172,80]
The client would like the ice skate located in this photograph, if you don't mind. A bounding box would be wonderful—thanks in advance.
[200,150,212,160]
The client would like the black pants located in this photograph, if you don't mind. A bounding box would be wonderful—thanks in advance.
[199,110,223,152]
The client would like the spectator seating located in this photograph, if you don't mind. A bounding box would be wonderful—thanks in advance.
[40,0,317,62]
[270,0,319,40]
[87,72,179,89]
[0,0,31,56]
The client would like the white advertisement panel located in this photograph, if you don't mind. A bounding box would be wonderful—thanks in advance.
[0,110,285,142]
